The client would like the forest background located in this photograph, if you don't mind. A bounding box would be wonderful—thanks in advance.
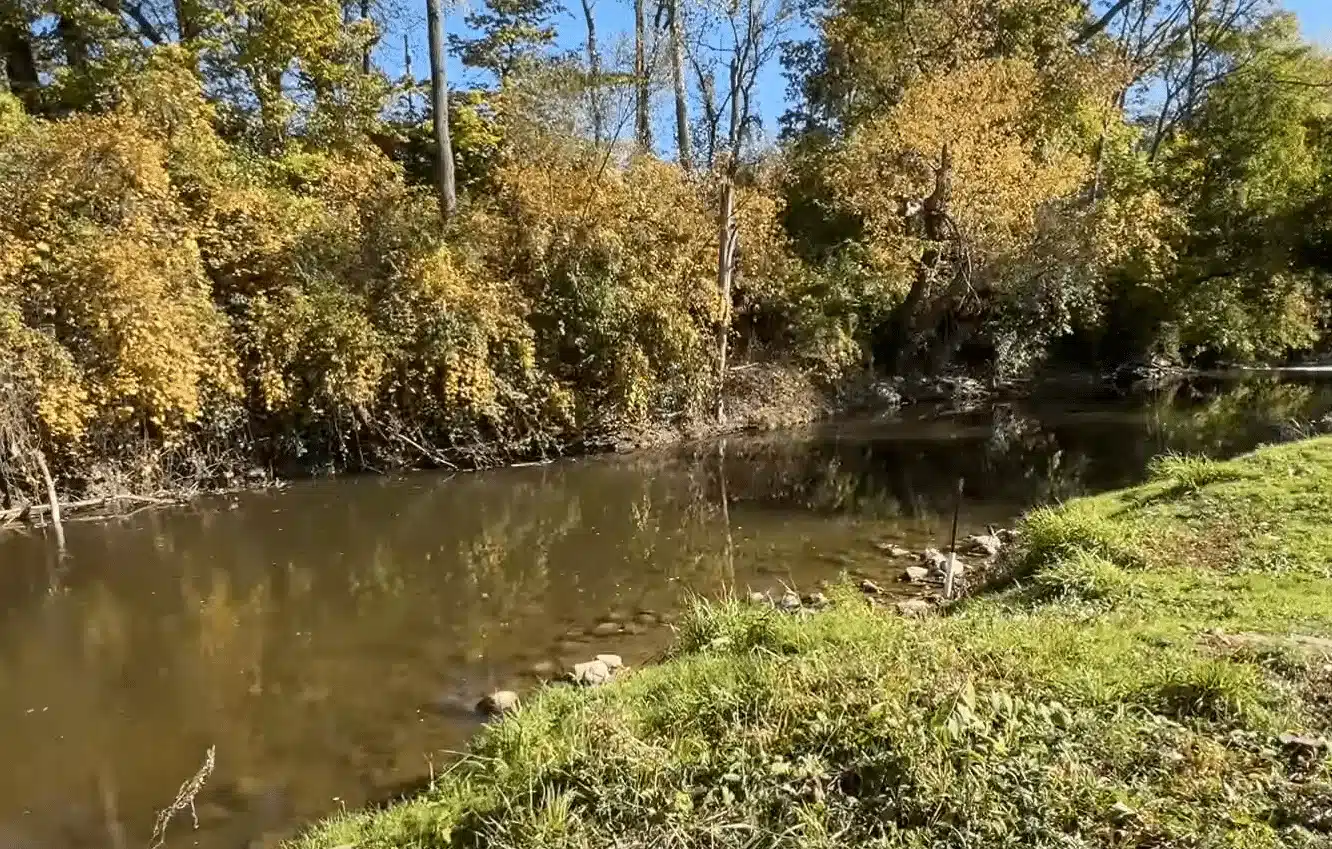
[2,0,1331,504]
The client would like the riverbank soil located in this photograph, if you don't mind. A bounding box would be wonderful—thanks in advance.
[292,437,1332,849]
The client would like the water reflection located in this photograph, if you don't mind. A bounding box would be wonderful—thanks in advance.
[1,375,1330,849]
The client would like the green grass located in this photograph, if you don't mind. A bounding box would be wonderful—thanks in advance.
[290,438,1332,849]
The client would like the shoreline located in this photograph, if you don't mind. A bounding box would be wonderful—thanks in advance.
[286,436,1332,849]
[0,363,1191,536]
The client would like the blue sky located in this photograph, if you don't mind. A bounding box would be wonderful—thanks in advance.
[385,0,1332,152]
[1291,0,1332,44]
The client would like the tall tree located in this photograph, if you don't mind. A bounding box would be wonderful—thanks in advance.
[452,0,561,84]
[700,0,793,419]
[0,8,39,110]
[666,0,691,168]
[174,0,202,41]
[634,0,651,149]
[426,0,457,220]
[580,0,603,143]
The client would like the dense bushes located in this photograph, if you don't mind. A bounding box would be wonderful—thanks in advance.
[2,0,1332,502]
[0,55,808,500]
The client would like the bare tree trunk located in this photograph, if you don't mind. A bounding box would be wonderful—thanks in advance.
[32,449,63,552]
[634,0,651,150]
[715,173,736,422]
[581,0,603,144]
[696,63,719,168]
[361,0,374,73]
[884,143,953,373]
[426,0,457,221]
[57,11,90,70]
[668,0,691,169]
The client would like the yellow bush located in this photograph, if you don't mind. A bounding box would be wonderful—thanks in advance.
[0,108,237,445]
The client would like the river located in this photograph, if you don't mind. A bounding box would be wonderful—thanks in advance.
[0,374,1329,849]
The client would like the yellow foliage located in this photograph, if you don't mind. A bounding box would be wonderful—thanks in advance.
[481,141,723,423]
[835,58,1089,263]
[0,107,237,443]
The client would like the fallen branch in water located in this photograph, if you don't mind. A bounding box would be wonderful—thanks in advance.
[149,745,215,849]
[0,494,178,526]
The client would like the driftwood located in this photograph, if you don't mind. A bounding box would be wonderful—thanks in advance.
[0,493,177,526]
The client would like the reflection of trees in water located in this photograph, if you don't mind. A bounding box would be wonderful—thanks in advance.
[6,375,1332,846]
[1144,377,1329,457]
[704,378,1332,522]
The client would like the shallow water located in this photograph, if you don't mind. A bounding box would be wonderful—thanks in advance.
[0,375,1329,849]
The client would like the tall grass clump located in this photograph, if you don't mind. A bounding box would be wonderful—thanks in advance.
[1147,452,1250,493]
[1017,503,1146,576]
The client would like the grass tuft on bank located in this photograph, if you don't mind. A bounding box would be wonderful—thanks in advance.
[291,438,1332,849]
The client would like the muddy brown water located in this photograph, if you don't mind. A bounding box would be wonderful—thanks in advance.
[1,375,1329,849]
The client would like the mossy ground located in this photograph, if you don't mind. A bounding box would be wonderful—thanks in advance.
[291,438,1332,849]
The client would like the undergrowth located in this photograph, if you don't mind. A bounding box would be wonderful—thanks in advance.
[290,437,1332,849]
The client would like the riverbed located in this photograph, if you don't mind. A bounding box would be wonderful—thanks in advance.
[1,374,1328,849]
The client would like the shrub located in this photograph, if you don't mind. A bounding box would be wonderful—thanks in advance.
[1018,503,1147,575]
[1147,453,1248,493]
[1033,550,1133,602]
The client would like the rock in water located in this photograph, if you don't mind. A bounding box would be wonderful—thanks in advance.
[476,690,520,717]
[895,599,933,618]
[802,591,830,608]
[875,542,912,558]
[595,653,624,671]
[591,621,622,637]
[965,534,1003,558]
[571,659,613,687]
[859,579,884,595]
[921,548,948,569]
[902,565,931,584]
[530,660,558,679]
[778,591,803,612]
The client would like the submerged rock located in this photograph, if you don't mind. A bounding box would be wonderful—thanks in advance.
[529,660,558,679]
[476,690,520,717]
[875,542,913,558]
[590,621,622,637]
[902,565,931,584]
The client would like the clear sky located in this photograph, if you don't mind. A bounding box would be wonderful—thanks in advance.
[1291,0,1332,45]
[386,0,1332,153]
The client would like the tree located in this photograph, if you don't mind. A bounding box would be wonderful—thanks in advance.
[695,0,794,419]
[634,0,651,149]
[830,58,1094,371]
[580,0,604,143]
[663,0,691,168]
[451,0,561,84]
[426,0,458,220]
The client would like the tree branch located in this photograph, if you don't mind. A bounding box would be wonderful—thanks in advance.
[1076,0,1136,45]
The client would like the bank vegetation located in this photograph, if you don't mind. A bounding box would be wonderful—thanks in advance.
[2,0,1332,506]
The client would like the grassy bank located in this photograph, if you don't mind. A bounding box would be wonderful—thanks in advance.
[292,438,1332,849]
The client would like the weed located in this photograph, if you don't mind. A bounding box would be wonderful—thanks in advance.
[1017,502,1146,574]
[1032,550,1133,602]
[1148,452,1250,493]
